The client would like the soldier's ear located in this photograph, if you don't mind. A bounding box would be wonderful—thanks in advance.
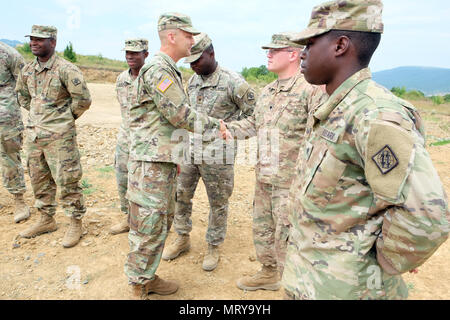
[335,36,350,58]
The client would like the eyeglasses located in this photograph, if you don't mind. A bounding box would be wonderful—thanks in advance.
[265,49,294,55]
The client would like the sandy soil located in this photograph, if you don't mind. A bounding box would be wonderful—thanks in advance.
[0,83,448,300]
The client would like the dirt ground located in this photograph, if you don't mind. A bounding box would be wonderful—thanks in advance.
[0,83,449,300]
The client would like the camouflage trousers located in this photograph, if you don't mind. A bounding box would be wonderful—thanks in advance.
[125,161,177,284]
[114,131,129,214]
[26,130,85,218]
[253,179,291,275]
[0,132,26,195]
[174,163,234,246]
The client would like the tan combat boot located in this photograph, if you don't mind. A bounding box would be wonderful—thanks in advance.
[236,265,281,291]
[109,215,129,235]
[130,275,179,299]
[19,212,57,238]
[62,217,83,248]
[161,234,190,260]
[202,244,219,271]
[13,194,30,223]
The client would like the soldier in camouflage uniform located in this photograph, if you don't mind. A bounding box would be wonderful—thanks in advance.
[109,39,149,235]
[126,13,221,299]
[15,25,91,248]
[222,33,326,291]
[0,41,30,223]
[282,0,449,300]
[162,33,256,272]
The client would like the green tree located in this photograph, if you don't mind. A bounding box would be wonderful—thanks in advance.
[22,42,31,53]
[391,86,406,98]
[241,65,277,83]
[444,94,450,103]
[63,42,77,62]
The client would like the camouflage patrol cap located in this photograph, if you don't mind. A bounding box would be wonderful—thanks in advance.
[261,32,304,49]
[157,12,200,35]
[291,0,384,45]
[123,38,149,52]
[25,25,57,39]
[184,33,212,64]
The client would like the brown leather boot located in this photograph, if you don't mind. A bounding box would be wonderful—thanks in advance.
[62,217,83,248]
[14,194,30,223]
[202,244,219,271]
[236,265,280,291]
[20,212,57,238]
[109,215,129,235]
[130,275,179,299]
[162,234,190,260]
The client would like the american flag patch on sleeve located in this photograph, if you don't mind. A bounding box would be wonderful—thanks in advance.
[157,77,174,93]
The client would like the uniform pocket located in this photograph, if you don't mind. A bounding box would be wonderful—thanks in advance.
[46,78,61,100]
[303,144,347,209]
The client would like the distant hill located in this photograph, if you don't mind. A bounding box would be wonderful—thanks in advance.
[373,66,450,96]
[0,39,23,48]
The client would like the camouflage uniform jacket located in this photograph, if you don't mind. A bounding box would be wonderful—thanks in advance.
[283,68,449,299]
[227,71,325,188]
[186,65,255,164]
[0,42,25,139]
[115,69,135,141]
[15,53,91,138]
[129,52,220,163]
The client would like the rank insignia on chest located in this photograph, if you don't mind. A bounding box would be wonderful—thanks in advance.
[372,145,399,174]
[197,95,204,104]
[247,91,255,100]
[157,77,173,93]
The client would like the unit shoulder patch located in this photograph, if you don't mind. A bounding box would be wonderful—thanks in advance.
[371,145,399,174]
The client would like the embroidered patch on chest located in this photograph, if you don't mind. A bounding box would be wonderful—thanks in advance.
[320,127,338,143]
[371,145,399,174]
[157,77,173,93]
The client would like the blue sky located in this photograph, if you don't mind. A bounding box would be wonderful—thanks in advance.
[3,0,450,72]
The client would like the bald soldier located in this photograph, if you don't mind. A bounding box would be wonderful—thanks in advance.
[16,25,91,248]
[282,0,449,300]
[0,41,30,223]
[126,13,221,299]
[109,39,149,235]
[221,33,326,291]
[162,33,256,271]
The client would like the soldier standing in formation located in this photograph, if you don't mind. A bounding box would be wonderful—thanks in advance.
[125,13,221,299]
[0,41,30,223]
[109,39,149,235]
[282,0,449,300]
[16,25,92,248]
[221,33,326,291]
[162,33,256,271]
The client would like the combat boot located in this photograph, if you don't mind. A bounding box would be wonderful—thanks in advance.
[109,215,129,235]
[162,234,190,260]
[19,212,57,238]
[130,275,179,299]
[202,244,219,271]
[13,194,30,223]
[62,217,83,248]
[236,265,281,291]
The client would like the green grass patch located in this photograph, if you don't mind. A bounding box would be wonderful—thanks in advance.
[81,179,97,195]
[95,166,114,174]
[430,139,450,147]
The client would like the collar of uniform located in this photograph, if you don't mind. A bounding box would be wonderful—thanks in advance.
[268,69,301,93]
[124,68,134,84]
[155,51,181,78]
[199,64,221,88]
[314,68,372,121]
[33,52,58,73]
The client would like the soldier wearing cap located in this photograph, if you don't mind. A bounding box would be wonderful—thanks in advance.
[0,41,30,223]
[109,39,149,235]
[161,33,256,272]
[221,32,326,291]
[125,13,222,298]
[282,0,449,300]
[15,25,91,248]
